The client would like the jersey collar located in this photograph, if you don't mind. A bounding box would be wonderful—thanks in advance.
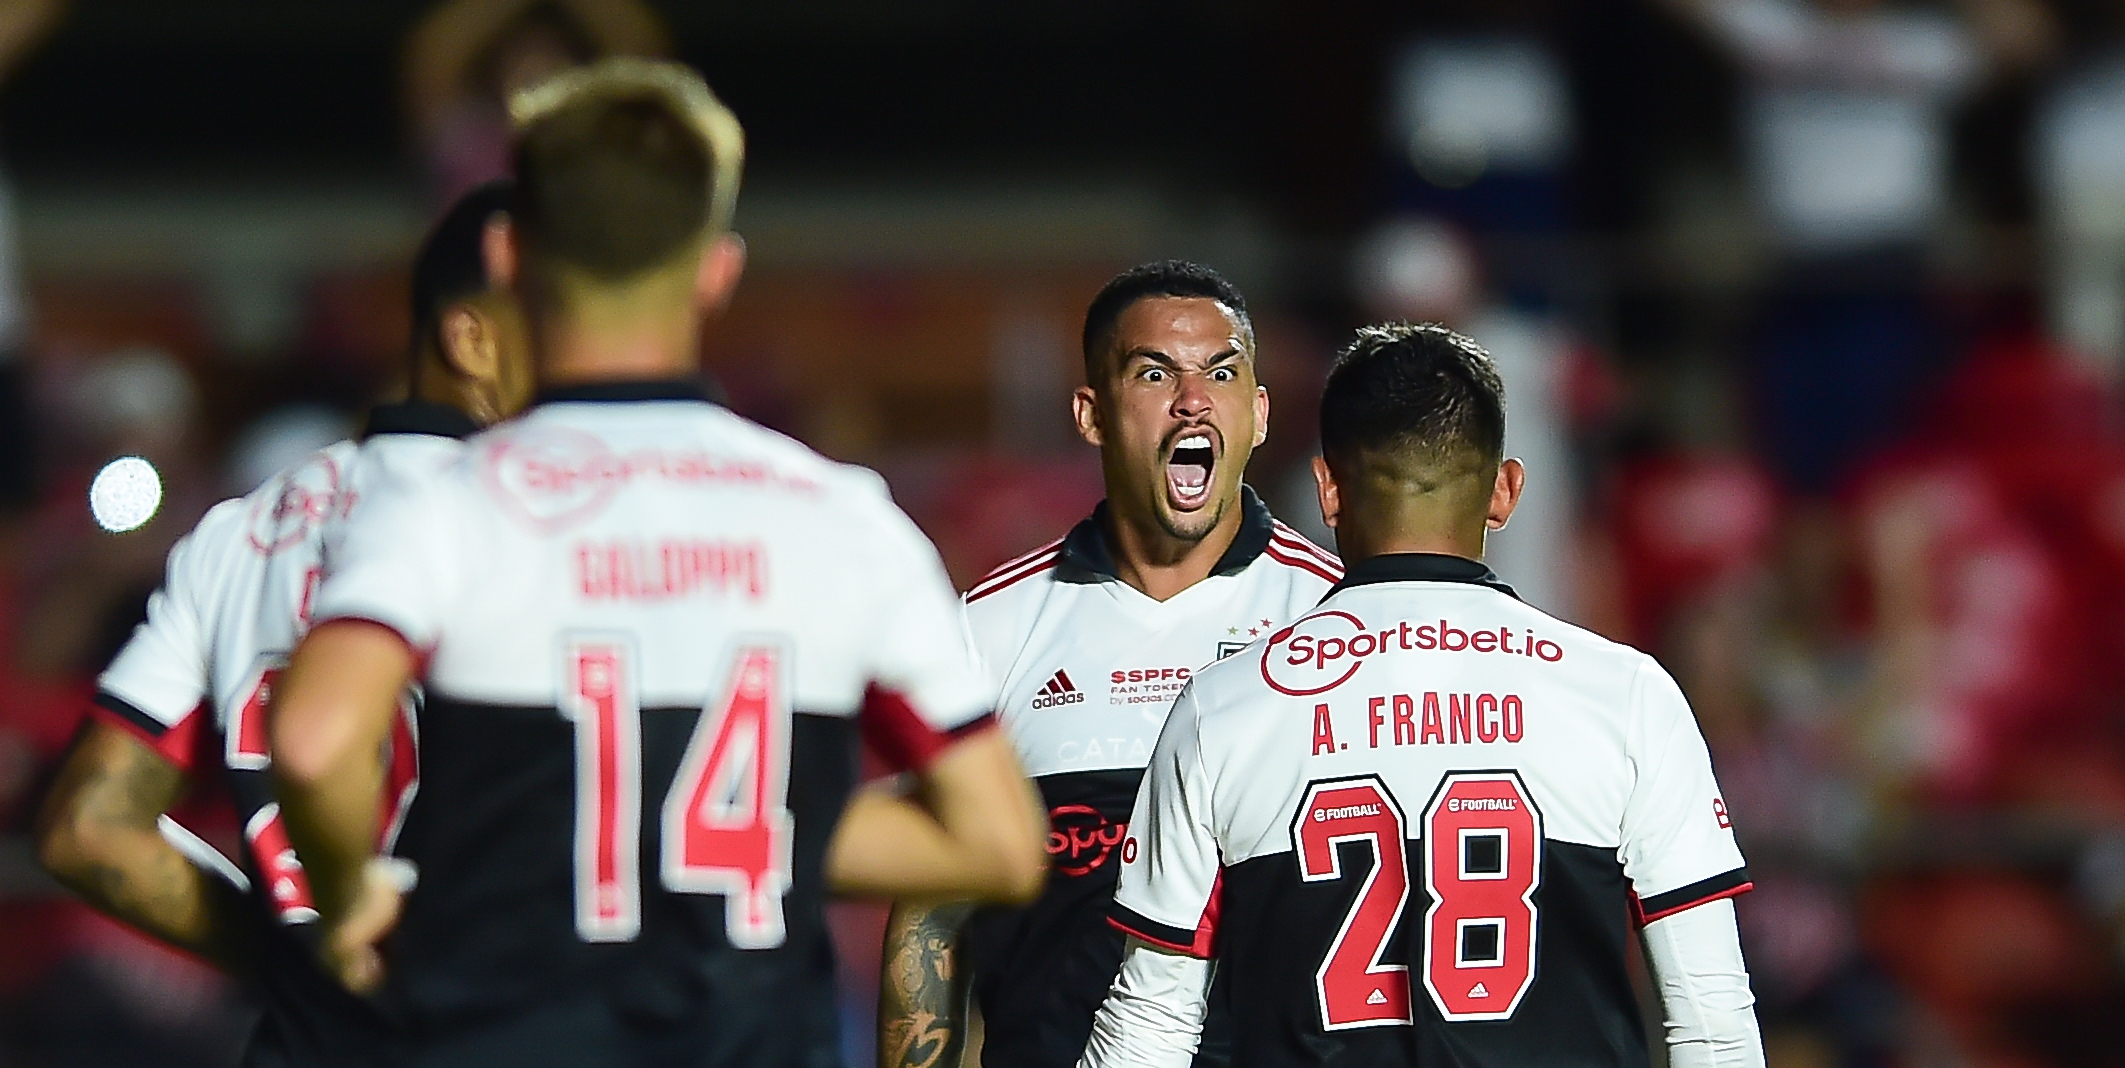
[533,377,724,406]
[1057,485,1276,584]
[1328,552,1519,600]
[361,399,480,440]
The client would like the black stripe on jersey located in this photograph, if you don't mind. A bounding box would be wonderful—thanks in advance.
[1632,866,1753,925]
[94,689,178,739]
[1110,904,1208,957]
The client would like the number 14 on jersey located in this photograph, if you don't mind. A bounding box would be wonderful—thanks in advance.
[565,638,795,949]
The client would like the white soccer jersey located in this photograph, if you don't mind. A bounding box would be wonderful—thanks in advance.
[96,402,470,918]
[92,400,476,1064]
[308,379,992,1051]
[1108,552,1750,1068]
[954,488,1339,1068]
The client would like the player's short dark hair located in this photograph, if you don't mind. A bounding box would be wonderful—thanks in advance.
[1080,260,1253,380]
[512,90,712,281]
[409,179,512,361]
[1319,322,1505,483]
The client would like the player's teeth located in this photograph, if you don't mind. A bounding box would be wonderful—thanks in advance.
[1177,435,1209,450]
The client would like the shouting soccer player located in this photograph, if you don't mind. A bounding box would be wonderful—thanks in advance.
[1077,323,1763,1068]
[34,180,532,1066]
[879,262,1340,1068]
[267,60,1047,1067]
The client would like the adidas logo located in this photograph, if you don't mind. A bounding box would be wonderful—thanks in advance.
[1366,988,1388,1005]
[1030,669,1085,709]
[1468,982,1490,999]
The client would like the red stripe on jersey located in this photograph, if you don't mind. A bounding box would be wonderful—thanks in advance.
[985,536,1064,576]
[968,539,1064,593]
[860,683,997,772]
[1263,546,1340,586]
[1270,529,1343,572]
[1631,869,1755,926]
[1109,868,1224,958]
[90,695,205,772]
[965,554,1059,604]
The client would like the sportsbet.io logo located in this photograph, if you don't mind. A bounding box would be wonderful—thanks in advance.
[1262,610,1565,696]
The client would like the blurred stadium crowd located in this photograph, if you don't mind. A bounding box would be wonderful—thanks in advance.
[0,0,2124,1066]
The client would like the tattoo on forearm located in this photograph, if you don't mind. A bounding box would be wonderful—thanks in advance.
[880,902,975,1068]
[40,726,251,971]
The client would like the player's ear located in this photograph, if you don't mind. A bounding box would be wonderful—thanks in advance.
[696,233,747,314]
[1071,384,1103,448]
[1312,455,1341,530]
[439,302,499,385]
[1486,458,1526,531]
[482,215,517,290]
[1252,384,1269,449]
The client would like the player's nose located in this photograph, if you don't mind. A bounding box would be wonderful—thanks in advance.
[1170,376,1213,419]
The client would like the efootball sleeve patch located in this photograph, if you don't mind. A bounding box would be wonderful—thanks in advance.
[1631,866,1753,926]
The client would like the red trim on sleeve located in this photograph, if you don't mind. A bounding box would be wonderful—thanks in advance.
[860,684,996,772]
[1109,868,1224,958]
[90,696,203,772]
[1631,876,1755,927]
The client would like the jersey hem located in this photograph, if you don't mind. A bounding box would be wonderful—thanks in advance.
[1632,866,1753,926]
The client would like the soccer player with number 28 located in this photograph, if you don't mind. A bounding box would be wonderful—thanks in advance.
[1079,323,1763,1068]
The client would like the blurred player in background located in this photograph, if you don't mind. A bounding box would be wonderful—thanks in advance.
[404,0,668,201]
[269,60,1048,1067]
[1078,323,1761,1068]
[33,180,533,1066]
[878,262,1341,1068]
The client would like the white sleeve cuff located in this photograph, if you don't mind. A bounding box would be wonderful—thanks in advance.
[1077,936,1212,1068]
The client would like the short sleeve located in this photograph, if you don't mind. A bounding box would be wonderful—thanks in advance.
[1619,658,1751,925]
[853,488,996,772]
[1109,685,1222,957]
[311,454,463,654]
[95,504,232,767]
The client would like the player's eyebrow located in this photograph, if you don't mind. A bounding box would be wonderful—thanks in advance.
[1122,348,1244,370]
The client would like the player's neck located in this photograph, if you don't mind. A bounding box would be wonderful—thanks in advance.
[1103,498,1244,602]
[1333,515,1488,570]
[531,309,701,388]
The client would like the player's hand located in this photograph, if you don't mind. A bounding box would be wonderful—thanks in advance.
[321,857,415,994]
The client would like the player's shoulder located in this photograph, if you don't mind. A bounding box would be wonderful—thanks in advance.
[1498,598,1662,685]
[219,439,363,558]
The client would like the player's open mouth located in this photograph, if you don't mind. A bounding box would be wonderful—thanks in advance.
[1166,431,1216,510]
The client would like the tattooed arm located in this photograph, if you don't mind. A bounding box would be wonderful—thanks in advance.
[35,720,254,972]
[879,900,977,1068]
